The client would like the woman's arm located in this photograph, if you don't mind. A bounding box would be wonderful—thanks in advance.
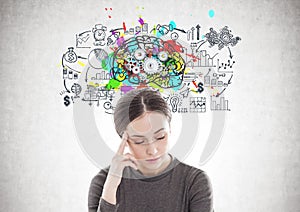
[188,170,214,212]
[88,132,138,212]
[88,168,120,212]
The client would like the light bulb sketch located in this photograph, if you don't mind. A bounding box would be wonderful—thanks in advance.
[170,96,180,112]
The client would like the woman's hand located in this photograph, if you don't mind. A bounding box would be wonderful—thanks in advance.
[102,132,138,205]
[108,131,138,179]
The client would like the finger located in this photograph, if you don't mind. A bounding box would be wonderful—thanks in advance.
[124,153,138,163]
[123,160,138,170]
[117,131,128,155]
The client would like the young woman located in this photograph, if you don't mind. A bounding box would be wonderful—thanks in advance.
[88,88,214,212]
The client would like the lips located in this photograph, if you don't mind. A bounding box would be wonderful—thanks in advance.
[146,156,160,161]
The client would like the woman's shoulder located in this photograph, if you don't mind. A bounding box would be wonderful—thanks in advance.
[174,159,211,186]
[173,160,213,199]
[90,165,110,186]
[174,158,206,175]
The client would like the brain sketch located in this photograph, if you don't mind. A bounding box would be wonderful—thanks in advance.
[106,35,186,89]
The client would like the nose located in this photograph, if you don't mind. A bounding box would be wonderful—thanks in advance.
[146,142,158,155]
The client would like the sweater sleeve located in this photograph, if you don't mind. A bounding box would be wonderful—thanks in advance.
[188,170,214,212]
[88,167,120,212]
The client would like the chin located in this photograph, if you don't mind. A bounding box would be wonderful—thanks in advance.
[142,163,162,171]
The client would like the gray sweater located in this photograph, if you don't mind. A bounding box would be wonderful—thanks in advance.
[88,154,214,212]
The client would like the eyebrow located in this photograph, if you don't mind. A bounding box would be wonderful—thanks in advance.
[130,128,165,137]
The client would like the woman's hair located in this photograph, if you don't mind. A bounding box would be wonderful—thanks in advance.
[114,88,172,137]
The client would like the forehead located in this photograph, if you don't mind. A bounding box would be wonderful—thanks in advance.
[126,112,169,135]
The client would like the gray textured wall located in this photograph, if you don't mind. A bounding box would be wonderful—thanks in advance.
[0,0,299,211]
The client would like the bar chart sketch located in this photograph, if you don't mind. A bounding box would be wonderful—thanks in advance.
[210,96,230,111]
[185,50,217,68]
[204,75,227,87]
[91,71,110,80]
[63,67,79,80]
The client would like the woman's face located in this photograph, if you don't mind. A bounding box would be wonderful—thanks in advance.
[125,111,171,176]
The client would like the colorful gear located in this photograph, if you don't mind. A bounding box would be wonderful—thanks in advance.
[158,51,169,62]
[132,66,140,74]
[133,49,146,60]
[143,58,163,75]
[124,55,137,72]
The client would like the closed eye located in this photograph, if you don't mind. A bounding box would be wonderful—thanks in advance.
[134,140,145,144]
[156,136,165,140]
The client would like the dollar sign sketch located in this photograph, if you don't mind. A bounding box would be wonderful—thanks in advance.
[64,47,77,63]
[197,82,204,93]
[68,53,74,62]
[64,95,71,107]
